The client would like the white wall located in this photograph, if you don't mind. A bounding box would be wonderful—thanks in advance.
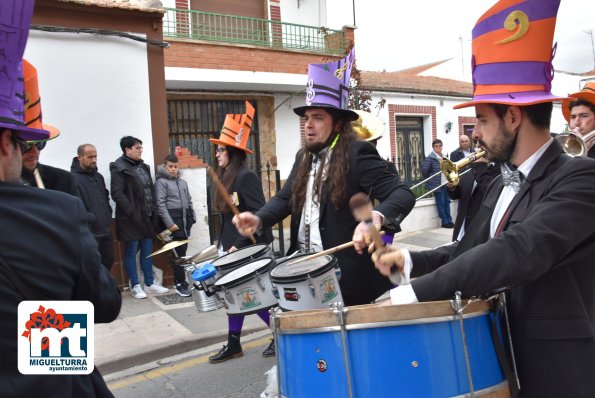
[280,0,327,28]
[273,93,305,179]
[24,30,154,195]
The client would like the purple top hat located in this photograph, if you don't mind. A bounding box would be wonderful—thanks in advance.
[454,0,565,109]
[294,48,358,121]
[0,0,49,141]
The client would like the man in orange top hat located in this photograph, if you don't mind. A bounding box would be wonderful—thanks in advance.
[372,1,595,396]
[561,82,595,158]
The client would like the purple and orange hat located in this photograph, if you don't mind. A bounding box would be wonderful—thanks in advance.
[210,101,255,154]
[454,0,564,109]
[0,0,52,141]
[293,48,358,121]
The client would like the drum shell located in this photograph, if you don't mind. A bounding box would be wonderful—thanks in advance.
[274,300,509,398]
[183,263,223,312]
[214,257,278,315]
[270,254,343,311]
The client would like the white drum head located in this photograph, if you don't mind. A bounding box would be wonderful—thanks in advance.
[271,255,334,281]
[215,258,272,286]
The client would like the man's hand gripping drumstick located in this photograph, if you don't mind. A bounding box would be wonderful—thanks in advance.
[350,193,405,286]
[232,211,261,239]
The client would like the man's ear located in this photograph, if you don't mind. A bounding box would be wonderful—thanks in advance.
[334,119,344,133]
[0,130,13,156]
[507,106,523,130]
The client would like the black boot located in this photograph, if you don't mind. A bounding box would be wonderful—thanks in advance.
[209,332,243,364]
[262,338,275,357]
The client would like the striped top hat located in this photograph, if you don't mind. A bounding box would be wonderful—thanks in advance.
[454,0,564,109]
[0,0,51,141]
[209,101,255,154]
[562,82,595,123]
[293,48,358,121]
[23,59,60,142]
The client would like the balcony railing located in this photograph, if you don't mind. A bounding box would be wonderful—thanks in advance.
[163,8,346,55]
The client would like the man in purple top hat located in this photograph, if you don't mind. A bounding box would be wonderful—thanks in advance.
[372,1,595,396]
[234,49,415,306]
[0,1,121,396]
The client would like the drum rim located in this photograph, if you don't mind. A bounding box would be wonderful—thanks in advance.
[270,254,337,283]
[211,244,270,269]
[214,257,275,288]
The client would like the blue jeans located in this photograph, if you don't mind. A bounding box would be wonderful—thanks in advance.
[434,189,453,225]
[123,238,154,286]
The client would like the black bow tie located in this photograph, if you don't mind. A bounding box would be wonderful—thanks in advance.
[501,163,523,193]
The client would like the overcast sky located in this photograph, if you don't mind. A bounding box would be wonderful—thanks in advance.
[339,0,595,74]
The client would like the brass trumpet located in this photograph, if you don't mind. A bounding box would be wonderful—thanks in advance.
[555,129,595,157]
[412,149,487,200]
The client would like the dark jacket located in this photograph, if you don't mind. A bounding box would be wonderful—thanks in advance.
[409,141,595,397]
[0,182,121,397]
[154,164,195,239]
[420,152,444,192]
[70,157,113,237]
[449,148,467,163]
[447,162,500,240]
[257,140,416,306]
[109,155,157,241]
[22,163,78,196]
[219,166,273,251]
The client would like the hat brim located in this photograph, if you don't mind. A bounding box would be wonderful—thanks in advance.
[293,105,359,122]
[209,138,253,154]
[0,123,50,141]
[453,92,565,110]
[561,91,595,122]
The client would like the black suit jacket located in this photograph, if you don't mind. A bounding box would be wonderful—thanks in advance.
[449,148,467,162]
[257,140,416,305]
[219,167,273,251]
[447,162,501,240]
[0,182,121,397]
[22,163,78,196]
[409,141,595,397]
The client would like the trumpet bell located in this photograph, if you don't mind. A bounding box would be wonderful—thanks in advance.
[352,110,385,142]
[555,130,595,157]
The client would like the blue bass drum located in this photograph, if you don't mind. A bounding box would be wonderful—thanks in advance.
[272,300,509,398]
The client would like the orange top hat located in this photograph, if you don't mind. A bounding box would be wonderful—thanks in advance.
[23,59,60,142]
[454,0,564,109]
[209,101,254,154]
[561,82,595,122]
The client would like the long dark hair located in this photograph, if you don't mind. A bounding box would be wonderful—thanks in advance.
[214,146,247,213]
[291,110,357,213]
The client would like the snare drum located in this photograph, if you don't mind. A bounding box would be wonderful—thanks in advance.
[272,300,510,398]
[270,254,343,311]
[213,257,278,315]
[210,243,271,277]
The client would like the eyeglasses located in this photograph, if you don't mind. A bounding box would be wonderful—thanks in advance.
[215,148,227,154]
[11,136,28,155]
[23,140,47,153]
[433,144,443,148]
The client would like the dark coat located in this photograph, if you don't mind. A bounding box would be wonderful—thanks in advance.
[408,141,595,397]
[70,157,113,237]
[420,152,444,192]
[22,163,78,196]
[447,162,501,240]
[109,155,157,241]
[257,140,416,306]
[0,182,121,397]
[219,167,272,251]
[449,148,467,163]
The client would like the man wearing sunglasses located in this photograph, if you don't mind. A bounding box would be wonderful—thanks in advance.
[20,138,77,195]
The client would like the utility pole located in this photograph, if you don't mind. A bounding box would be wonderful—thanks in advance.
[586,30,595,70]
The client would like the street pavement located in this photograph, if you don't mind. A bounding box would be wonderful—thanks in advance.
[96,226,454,375]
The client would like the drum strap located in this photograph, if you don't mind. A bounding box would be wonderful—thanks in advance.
[490,296,520,395]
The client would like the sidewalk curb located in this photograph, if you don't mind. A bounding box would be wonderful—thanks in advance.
[97,324,270,374]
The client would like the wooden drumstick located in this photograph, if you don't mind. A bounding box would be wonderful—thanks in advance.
[287,241,354,266]
[349,193,401,285]
[207,167,256,244]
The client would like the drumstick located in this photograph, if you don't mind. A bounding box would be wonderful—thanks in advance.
[207,167,256,244]
[286,241,355,266]
[286,231,387,266]
[349,193,401,285]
